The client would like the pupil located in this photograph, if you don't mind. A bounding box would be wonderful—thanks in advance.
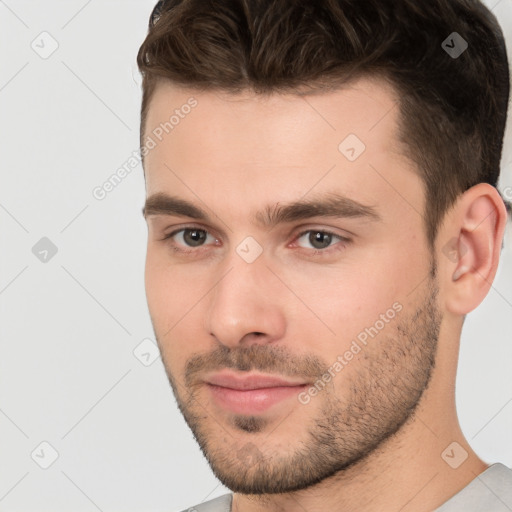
[184,229,206,246]
[309,231,332,249]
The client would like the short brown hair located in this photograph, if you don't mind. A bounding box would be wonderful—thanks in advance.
[137,0,510,249]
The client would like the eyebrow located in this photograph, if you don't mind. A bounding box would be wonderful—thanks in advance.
[142,192,381,227]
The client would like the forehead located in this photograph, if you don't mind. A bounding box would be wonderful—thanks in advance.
[144,76,402,153]
[142,76,423,222]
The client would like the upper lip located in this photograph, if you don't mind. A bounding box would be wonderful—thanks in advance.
[204,371,308,390]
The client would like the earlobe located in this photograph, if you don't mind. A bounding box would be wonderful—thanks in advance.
[443,184,507,315]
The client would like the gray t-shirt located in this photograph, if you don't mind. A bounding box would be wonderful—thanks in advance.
[179,463,512,511]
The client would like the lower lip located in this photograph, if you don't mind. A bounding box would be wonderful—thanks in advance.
[206,384,308,414]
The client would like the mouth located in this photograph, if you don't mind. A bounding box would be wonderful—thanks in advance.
[204,371,310,414]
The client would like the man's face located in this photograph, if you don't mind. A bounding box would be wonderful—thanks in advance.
[143,77,442,493]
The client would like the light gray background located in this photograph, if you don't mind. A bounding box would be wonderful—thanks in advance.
[0,1,511,511]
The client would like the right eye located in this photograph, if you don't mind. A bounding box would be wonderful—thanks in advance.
[161,227,220,252]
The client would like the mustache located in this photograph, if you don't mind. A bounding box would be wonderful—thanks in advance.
[183,344,326,388]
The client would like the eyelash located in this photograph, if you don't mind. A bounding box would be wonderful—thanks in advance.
[160,226,351,257]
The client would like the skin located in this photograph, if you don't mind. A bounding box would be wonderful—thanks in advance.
[142,76,507,512]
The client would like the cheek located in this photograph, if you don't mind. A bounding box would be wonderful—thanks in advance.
[144,254,200,376]
[145,249,167,319]
[144,247,214,343]
[144,248,194,327]
[278,249,412,345]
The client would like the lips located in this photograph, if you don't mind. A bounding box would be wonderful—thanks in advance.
[203,371,309,414]
[204,371,308,390]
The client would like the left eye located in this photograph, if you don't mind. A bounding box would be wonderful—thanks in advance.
[296,230,345,250]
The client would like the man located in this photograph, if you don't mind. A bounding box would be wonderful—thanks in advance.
[137,0,512,510]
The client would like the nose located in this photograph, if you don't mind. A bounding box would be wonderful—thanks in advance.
[204,256,287,349]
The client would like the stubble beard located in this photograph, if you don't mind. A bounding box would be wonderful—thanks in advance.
[158,264,441,494]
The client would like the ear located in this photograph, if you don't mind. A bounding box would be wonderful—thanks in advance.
[441,183,508,315]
